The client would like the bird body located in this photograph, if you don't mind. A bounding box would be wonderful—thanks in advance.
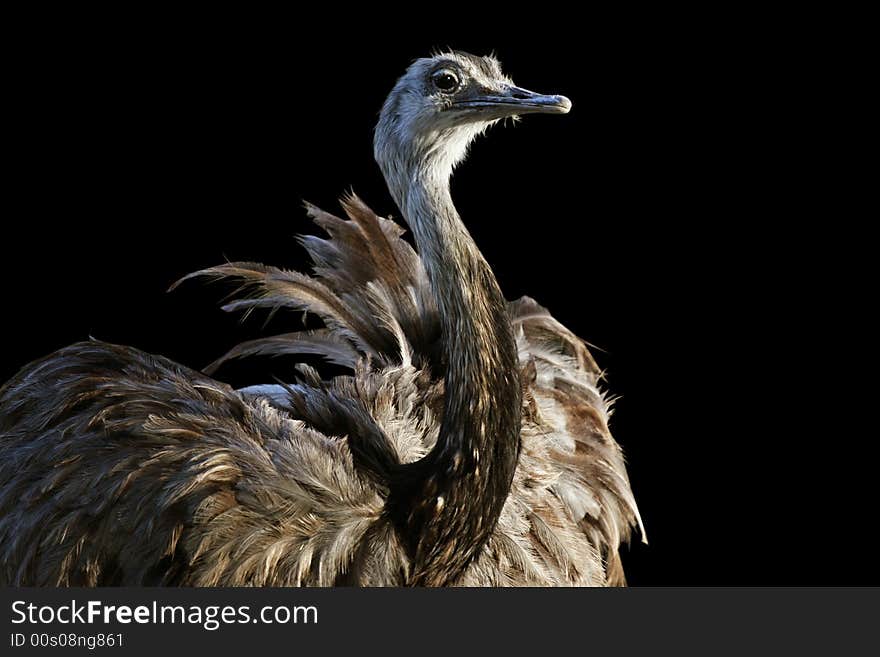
[0,52,643,586]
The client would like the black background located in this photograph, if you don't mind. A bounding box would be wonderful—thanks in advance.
[2,14,872,585]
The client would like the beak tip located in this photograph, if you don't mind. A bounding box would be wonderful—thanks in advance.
[556,95,572,114]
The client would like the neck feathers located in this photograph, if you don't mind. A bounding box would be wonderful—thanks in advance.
[378,125,522,586]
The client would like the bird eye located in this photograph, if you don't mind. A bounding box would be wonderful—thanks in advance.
[432,68,460,93]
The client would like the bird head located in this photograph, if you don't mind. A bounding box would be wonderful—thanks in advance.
[375,51,571,188]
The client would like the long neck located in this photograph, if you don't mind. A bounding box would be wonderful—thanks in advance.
[382,148,522,586]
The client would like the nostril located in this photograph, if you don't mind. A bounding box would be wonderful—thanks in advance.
[510,88,530,100]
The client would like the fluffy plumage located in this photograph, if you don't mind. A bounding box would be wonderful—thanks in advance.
[0,198,642,586]
[0,51,643,586]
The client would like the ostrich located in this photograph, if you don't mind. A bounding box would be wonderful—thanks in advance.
[0,51,643,586]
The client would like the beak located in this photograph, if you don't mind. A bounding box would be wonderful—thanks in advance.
[453,85,572,115]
